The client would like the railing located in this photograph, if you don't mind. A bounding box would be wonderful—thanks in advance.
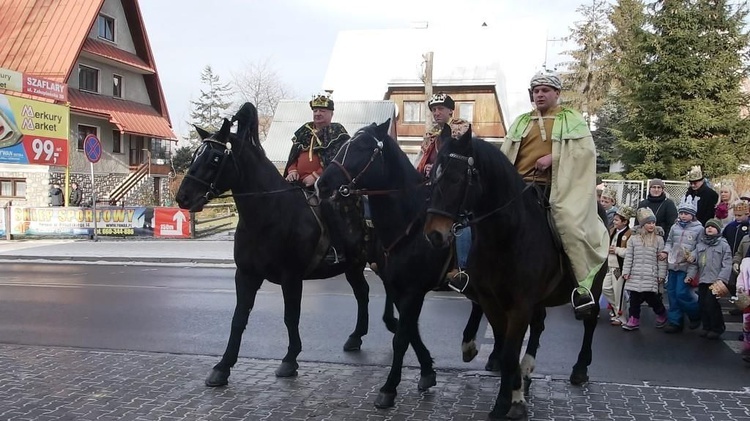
[190,202,237,239]
[108,162,150,205]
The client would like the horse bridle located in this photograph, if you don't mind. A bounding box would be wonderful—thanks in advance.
[184,138,234,201]
[329,133,384,197]
[427,151,533,231]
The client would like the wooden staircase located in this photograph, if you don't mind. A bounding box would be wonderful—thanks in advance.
[107,162,149,206]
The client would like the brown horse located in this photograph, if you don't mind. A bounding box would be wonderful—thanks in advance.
[423,125,607,420]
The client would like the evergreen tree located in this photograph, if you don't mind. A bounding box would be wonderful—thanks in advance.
[616,0,750,179]
[184,65,234,146]
[171,145,194,174]
[561,0,612,126]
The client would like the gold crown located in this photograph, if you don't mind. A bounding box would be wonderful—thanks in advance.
[734,200,749,214]
[617,205,636,220]
[687,165,703,182]
[310,94,334,110]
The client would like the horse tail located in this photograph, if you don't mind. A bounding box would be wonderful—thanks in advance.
[233,102,261,148]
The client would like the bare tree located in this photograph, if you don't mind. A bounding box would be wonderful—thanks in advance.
[232,58,293,140]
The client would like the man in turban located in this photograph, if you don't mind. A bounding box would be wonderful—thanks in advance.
[501,70,609,315]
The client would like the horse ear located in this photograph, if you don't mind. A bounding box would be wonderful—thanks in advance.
[218,118,232,139]
[194,125,211,140]
[376,119,391,135]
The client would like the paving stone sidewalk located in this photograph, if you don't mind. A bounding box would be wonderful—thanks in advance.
[0,345,749,421]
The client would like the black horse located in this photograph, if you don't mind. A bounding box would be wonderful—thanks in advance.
[423,126,607,420]
[317,120,500,409]
[175,103,395,386]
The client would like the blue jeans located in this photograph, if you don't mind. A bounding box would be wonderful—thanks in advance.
[455,227,472,269]
[666,270,699,327]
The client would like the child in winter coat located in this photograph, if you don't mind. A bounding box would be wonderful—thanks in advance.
[659,195,704,333]
[621,207,668,330]
[736,255,750,363]
[603,206,634,326]
[689,218,732,339]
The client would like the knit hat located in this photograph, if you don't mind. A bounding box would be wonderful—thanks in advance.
[616,205,636,221]
[637,207,656,224]
[705,218,723,232]
[687,165,704,182]
[649,179,665,188]
[678,195,699,216]
[428,92,455,110]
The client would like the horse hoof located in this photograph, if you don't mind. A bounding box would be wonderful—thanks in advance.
[205,368,229,387]
[506,402,528,420]
[485,358,501,372]
[275,361,299,378]
[417,371,437,391]
[343,336,362,352]
[569,370,589,386]
[462,342,478,362]
[374,391,397,408]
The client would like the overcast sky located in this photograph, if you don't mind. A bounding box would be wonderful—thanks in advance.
[139,0,585,141]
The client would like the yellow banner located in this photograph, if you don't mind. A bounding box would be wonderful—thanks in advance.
[0,68,23,92]
[2,94,68,139]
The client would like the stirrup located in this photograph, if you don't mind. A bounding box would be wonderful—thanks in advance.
[571,286,595,314]
[448,270,470,294]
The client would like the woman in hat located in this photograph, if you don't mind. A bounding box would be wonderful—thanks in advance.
[637,179,678,241]
[603,205,634,326]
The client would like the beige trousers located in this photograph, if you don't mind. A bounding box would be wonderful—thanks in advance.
[602,269,627,324]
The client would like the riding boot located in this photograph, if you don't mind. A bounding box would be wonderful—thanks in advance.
[320,200,347,264]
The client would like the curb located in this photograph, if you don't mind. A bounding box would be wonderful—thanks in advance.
[0,255,235,265]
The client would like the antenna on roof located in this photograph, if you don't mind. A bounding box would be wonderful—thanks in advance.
[543,35,564,71]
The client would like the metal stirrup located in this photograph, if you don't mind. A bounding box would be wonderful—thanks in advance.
[570,286,595,312]
[448,270,470,294]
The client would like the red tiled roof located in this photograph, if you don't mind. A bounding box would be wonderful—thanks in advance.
[81,38,154,73]
[69,89,176,140]
[0,0,102,83]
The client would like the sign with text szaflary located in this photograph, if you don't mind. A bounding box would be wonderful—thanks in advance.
[0,67,68,102]
[0,93,69,165]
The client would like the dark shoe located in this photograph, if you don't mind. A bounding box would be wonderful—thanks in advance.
[706,331,722,340]
[688,319,701,330]
[664,324,683,334]
[699,330,709,338]
[324,247,345,264]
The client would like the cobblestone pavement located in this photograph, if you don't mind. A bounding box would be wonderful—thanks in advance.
[0,345,749,421]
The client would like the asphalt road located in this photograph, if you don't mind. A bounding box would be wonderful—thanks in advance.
[0,262,747,392]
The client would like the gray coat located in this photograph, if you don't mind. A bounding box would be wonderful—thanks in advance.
[622,228,667,293]
[688,237,732,283]
[663,220,704,272]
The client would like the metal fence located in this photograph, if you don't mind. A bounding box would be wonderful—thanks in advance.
[601,179,688,208]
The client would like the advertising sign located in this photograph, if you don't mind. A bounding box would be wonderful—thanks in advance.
[9,206,192,238]
[0,93,68,165]
[0,67,67,102]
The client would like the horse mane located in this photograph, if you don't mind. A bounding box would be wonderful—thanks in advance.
[234,102,264,154]
[354,124,424,188]
[469,136,527,195]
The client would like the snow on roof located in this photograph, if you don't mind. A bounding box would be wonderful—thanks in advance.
[264,100,397,166]
[322,25,549,127]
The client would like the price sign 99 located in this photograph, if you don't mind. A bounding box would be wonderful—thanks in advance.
[22,136,67,166]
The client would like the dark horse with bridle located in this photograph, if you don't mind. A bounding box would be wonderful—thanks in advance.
[423,125,608,420]
[175,103,395,386]
[317,120,501,409]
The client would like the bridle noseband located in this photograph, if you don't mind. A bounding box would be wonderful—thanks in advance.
[427,152,477,231]
[184,138,233,201]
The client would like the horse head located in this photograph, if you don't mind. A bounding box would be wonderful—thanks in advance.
[316,119,392,200]
[175,118,236,212]
[424,124,481,248]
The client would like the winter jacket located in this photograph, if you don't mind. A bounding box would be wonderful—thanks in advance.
[663,220,704,272]
[637,194,678,241]
[722,220,749,255]
[622,227,667,293]
[684,183,719,226]
[734,236,750,267]
[689,236,732,284]
[69,188,82,207]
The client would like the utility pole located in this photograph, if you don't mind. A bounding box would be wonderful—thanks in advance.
[422,51,434,132]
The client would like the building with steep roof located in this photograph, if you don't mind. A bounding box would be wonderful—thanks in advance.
[0,0,176,207]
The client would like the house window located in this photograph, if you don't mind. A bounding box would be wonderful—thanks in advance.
[97,15,115,42]
[0,178,26,198]
[77,125,98,151]
[79,65,99,92]
[457,102,474,123]
[112,130,122,153]
[403,101,426,123]
[151,138,170,160]
[113,74,122,98]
